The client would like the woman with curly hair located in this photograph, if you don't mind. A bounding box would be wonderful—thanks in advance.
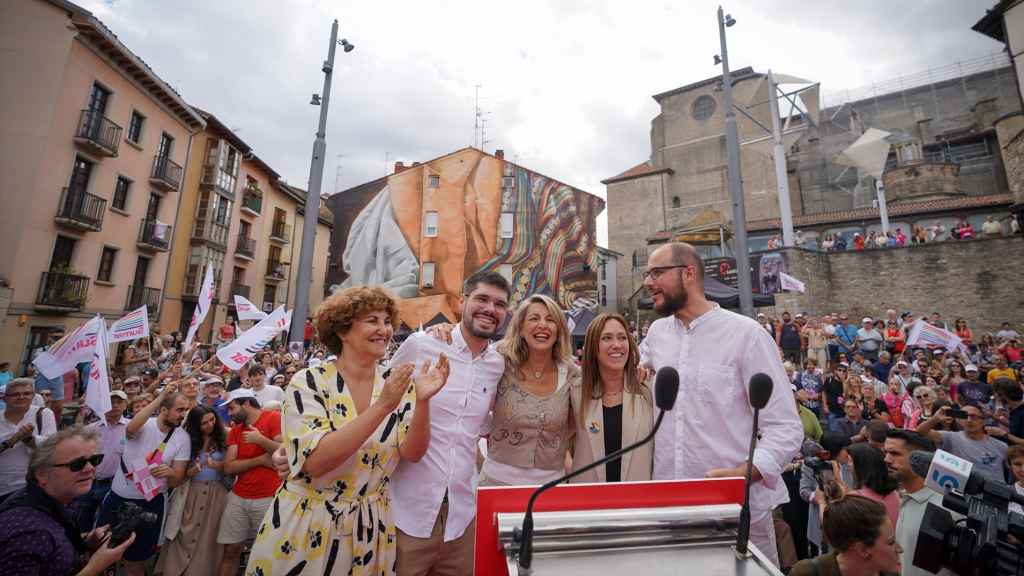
[245,286,450,576]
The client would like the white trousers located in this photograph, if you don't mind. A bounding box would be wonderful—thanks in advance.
[750,508,779,568]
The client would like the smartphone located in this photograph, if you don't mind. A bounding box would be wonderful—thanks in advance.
[947,409,969,419]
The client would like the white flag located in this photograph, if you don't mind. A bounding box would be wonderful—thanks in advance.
[234,294,268,322]
[85,316,112,417]
[108,306,150,343]
[33,316,102,379]
[217,307,292,371]
[779,272,806,294]
[906,320,969,355]
[184,264,215,351]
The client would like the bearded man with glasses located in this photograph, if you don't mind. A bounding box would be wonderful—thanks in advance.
[0,426,134,575]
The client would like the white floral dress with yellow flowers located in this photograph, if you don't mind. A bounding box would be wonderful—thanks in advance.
[245,362,415,576]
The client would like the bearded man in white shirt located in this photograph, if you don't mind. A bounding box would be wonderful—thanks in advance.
[639,242,803,568]
[390,270,512,576]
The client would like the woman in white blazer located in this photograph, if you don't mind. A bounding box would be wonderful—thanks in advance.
[569,313,653,483]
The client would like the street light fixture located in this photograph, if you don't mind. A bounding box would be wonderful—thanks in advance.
[716,6,754,317]
[339,38,355,52]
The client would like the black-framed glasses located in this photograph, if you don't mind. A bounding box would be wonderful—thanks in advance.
[641,265,693,281]
[52,454,104,472]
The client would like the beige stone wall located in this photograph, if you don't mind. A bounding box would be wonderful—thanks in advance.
[995,113,1024,208]
[883,162,961,204]
[605,174,665,311]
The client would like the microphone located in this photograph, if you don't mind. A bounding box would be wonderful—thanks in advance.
[736,372,773,557]
[909,450,1024,506]
[516,366,680,573]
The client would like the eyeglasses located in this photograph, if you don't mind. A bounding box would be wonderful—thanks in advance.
[641,265,693,281]
[52,454,104,472]
[958,414,984,421]
[4,391,34,399]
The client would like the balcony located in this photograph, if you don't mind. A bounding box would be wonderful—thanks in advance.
[269,221,291,244]
[240,188,262,217]
[36,271,89,310]
[230,283,251,299]
[192,220,230,249]
[55,186,106,231]
[183,270,222,299]
[137,219,171,252]
[235,234,256,260]
[265,259,287,282]
[125,285,161,315]
[73,109,121,157]
[150,155,182,192]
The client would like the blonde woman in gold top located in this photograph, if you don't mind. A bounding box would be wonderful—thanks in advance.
[479,294,579,486]
[569,313,653,483]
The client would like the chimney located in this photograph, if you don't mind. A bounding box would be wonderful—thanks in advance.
[394,161,405,173]
[495,149,505,160]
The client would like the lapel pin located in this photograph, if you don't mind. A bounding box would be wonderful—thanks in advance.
[588,421,601,434]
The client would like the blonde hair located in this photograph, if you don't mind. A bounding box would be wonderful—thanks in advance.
[579,314,644,423]
[501,294,572,376]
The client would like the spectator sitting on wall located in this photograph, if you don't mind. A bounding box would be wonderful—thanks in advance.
[853,233,865,251]
[895,228,907,246]
[834,235,847,251]
[982,215,1003,236]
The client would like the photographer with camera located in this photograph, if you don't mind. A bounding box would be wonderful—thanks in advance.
[916,403,1007,483]
[95,383,191,576]
[0,426,135,575]
[789,495,903,576]
[800,432,854,556]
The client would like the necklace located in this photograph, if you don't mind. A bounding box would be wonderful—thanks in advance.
[532,369,544,380]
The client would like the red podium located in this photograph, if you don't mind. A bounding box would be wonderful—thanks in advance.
[475,478,776,575]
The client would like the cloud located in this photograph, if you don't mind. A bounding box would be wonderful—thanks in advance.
[80,0,1003,246]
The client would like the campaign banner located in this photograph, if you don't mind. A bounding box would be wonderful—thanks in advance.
[184,263,215,351]
[32,316,102,379]
[216,306,292,370]
[108,306,150,343]
[234,294,268,322]
[86,317,112,416]
[779,272,806,294]
[906,319,968,354]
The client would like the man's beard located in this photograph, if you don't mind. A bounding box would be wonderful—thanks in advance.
[654,286,687,316]
[463,309,500,339]
[230,412,248,425]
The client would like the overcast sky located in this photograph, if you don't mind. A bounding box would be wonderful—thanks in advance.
[82,0,1004,245]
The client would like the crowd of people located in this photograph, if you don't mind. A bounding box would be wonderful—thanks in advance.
[0,239,1018,575]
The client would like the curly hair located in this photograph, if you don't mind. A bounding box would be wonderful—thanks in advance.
[316,286,400,355]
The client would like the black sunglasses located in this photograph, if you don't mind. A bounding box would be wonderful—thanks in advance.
[53,454,104,472]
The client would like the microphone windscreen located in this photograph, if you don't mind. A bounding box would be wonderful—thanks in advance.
[748,373,773,410]
[654,366,680,411]
[909,450,934,479]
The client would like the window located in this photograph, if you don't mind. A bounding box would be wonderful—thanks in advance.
[672,196,681,208]
[500,212,514,239]
[499,264,513,282]
[127,111,145,143]
[692,95,717,121]
[428,175,440,188]
[112,176,130,211]
[424,211,439,237]
[263,284,277,311]
[502,176,514,188]
[600,285,607,307]
[157,132,174,158]
[97,247,117,282]
[421,262,436,288]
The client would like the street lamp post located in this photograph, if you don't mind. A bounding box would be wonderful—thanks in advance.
[717,6,754,317]
[289,20,354,348]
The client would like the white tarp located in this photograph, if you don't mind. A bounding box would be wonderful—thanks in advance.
[834,127,892,179]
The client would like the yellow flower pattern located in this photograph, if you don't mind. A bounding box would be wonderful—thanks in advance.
[245,363,414,576]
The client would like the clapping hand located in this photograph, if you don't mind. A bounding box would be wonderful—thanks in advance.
[378,364,414,411]
[414,354,450,402]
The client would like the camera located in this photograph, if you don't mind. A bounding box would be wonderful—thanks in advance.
[108,501,159,547]
[915,484,1024,575]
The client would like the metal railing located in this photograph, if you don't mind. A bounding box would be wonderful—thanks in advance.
[37,271,89,309]
[55,186,106,230]
[137,219,171,250]
[74,109,122,156]
[241,188,262,214]
[230,284,250,299]
[235,234,256,258]
[125,285,161,313]
[270,221,291,242]
[193,220,230,248]
[265,259,287,280]
[151,155,183,191]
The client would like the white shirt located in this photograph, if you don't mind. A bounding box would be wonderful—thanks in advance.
[389,329,505,541]
[112,418,190,499]
[87,417,129,480]
[254,385,285,407]
[639,304,803,513]
[0,405,57,495]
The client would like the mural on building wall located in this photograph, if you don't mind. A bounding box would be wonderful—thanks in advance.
[336,148,604,328]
